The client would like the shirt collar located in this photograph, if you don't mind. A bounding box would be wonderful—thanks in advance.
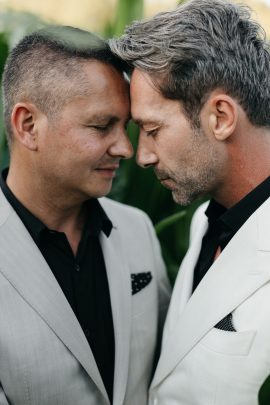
[206,175,270,234]
[0,168,113,241]
[83,198,112,238]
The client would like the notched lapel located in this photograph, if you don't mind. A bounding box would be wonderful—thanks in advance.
[0,208,109,402]
[163,211,208,340]
[152,198,270,389]
[100,226,131,405]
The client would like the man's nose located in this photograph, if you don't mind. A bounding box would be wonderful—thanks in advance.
[136,135,158,168]
[109,130,134,159]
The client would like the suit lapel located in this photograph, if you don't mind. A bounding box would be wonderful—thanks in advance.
[0,192,109,403]
[152,197,270,388]
[100,224,131,405]
[163,213,208,339]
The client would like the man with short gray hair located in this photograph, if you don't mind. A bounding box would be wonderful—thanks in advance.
[110,0,270,403]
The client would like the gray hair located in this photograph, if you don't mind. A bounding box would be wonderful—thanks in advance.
[2,25,127,146]
[109,0,270,128]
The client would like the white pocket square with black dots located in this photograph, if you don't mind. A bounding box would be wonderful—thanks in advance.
[131,272,152,295]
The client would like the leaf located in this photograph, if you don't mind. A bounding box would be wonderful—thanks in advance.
[155,210,187,235]
[0,33,8,78]
[104,0,144,38]
[258,375,270,405]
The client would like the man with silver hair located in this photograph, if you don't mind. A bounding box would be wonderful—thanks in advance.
[110,0,270,403]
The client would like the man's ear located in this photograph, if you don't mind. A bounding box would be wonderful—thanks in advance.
[11,102,42,151]
[206,94,238,141]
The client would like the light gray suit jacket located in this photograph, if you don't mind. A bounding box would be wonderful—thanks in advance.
[0,190,170,405]
[149,198,270,405]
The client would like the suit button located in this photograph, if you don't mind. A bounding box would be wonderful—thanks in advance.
[75,264,80,272]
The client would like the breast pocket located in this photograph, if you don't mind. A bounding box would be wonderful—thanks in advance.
[199,327,256,356]
[131,274,157,318]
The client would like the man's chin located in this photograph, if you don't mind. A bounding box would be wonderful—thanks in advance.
[171,190,195,206]
[83,185,113,200]
[158,179,191,205]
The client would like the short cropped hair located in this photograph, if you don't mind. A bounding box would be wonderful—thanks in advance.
[109,0,270,128]
[2,25,127,144]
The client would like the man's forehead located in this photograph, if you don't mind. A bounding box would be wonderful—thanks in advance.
[131,69,156,91]
[61,62,129,100]
[130,69,168,111]
[83,60,127,81]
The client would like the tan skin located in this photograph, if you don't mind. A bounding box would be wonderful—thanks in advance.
[7,61,133,255]
[131,68,270,208]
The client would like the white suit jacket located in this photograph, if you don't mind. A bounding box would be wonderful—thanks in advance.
[0,189,170,405]
[149,198,270,405]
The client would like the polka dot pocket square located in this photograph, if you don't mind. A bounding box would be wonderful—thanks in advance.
[131,272,153,295]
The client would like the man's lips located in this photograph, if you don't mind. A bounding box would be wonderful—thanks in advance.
[95,165,119,178]
[156,173,170,182]
[158,177,175,190]
[157,176,169,181]
[97,165,119,170]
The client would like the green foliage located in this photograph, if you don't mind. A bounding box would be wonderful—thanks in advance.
[155,210,187,236]
[113,0,143,36]
[104,0,143,37]
[259,375,270,405]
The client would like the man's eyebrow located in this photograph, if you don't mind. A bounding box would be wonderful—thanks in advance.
[85,114,130,124]
[85,114,116,123]
[132,118,162,126]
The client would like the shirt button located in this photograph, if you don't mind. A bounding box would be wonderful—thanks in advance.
[75,264,80,272]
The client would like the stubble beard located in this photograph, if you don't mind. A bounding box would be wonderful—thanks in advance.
[156,144,222,206]
[170,154,222,206]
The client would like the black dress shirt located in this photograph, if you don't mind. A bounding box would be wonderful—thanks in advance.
[0,169,115,403]
[192,176,270,292]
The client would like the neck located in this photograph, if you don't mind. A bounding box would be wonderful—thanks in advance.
[7,163,87,255]
[213,172,269,209]
[212,129,270,208]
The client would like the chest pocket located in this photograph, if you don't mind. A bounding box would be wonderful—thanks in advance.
[199,327,256,356]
